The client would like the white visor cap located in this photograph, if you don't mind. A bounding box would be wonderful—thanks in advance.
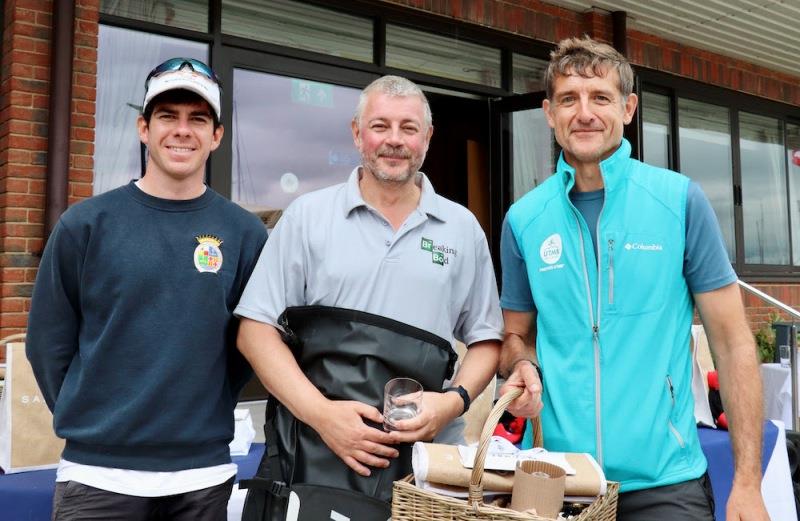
[143,69,221,120]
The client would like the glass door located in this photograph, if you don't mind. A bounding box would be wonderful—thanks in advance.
[489,92,554,258]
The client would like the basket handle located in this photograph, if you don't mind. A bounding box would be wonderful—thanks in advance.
[467,387,543,506]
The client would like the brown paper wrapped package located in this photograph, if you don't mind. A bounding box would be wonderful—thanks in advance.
[417,443,604,497]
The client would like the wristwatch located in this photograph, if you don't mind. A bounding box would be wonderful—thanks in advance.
[442,385,471,416]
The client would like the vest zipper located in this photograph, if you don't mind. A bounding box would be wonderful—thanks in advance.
[666,375,686,448]
[608,239,615,305]
[593,203,605,468]
[572,203,604,468]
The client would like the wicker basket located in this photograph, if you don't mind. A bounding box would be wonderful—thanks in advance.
[392,388,619,521]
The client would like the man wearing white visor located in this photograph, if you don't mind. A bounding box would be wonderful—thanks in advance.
[27,58,267,520]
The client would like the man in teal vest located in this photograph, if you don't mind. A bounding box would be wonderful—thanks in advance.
[499,37,768,521]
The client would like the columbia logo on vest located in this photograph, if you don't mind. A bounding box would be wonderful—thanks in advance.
[624,242,663,251]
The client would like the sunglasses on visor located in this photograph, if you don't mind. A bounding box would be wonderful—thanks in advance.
[144,58,223,91]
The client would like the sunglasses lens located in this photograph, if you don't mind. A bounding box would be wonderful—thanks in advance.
[145,58,221,89]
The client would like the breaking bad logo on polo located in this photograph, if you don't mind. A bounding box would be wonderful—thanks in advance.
[194,235,223,273]
[421,237,457,266]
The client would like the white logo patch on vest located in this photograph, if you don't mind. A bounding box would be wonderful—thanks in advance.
[194,235,223,273]
[539,233,565,272]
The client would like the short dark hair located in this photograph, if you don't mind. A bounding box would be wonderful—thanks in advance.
[544,36,634,101]
[142,89,221,129]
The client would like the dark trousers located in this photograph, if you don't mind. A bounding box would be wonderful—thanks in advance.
[617,473,715,521]
[51,476,235,521]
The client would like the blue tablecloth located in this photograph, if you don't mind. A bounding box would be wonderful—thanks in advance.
[0,428,790,521]
[699,421,779,521]
[0,444,264,521]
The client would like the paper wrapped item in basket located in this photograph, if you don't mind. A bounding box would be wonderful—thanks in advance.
[412,442,606,500]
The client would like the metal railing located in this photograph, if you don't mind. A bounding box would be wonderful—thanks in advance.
[737,279,800,430]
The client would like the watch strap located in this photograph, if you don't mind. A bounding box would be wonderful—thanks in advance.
[442,385,471,416]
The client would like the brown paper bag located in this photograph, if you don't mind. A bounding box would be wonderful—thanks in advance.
[0,342,65,473]
[510,460,566,518]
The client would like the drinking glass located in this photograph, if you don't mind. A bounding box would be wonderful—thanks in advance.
[383,377,423,431]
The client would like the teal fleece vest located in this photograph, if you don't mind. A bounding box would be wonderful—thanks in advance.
[507,140,707,492]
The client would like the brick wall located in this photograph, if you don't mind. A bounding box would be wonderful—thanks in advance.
[0,0,98,359]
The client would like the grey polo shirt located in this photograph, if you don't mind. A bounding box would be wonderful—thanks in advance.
[235,167,502,349]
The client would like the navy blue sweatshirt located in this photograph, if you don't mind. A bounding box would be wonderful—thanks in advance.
[27,181,267,471]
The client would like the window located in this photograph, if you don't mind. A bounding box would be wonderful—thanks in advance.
[739,112,789,265]
[94,25,207,195]
[788,123,800,266]
[385,24,501,88]
[100,0,208,32]
[641,80,800,276]
[221,0,373,63]
[677,98,735,262]
[512,54,547,94]
[641,91,671,169]
[230,70,361,221]
[511,109,554,200]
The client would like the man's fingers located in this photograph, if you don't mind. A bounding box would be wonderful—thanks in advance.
[353,449,391,469]
[362,440,399,458]
[353,401,387,425]
[344,456,372,477]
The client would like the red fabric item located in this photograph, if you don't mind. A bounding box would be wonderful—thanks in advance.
[493,416,525,444]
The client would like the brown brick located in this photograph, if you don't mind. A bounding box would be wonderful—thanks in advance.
[10,90,33,106]
[1,268,26,283]
[72,127,93,141]
[11,76,49,94]
[27,209,44,224]
[1,298,25,313]
[16,0,53,12]
[2,208,28,222]
[13,23,51,41]
[71,183,93,198]
[14,9,37,24]
[72,85,95,101]
[69,168,93,183]
[2,223,41,237]
[4,193,45,208]
[11,49,51,68]
[9,135,47,150]
[0,311,30,327]
[0,253,41,268]
[3,178,30,192]
[8,164,46,178]
[28,179,45,194]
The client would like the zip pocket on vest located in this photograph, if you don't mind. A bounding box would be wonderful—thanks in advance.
[666,375,686,448]
[607,238,615,305]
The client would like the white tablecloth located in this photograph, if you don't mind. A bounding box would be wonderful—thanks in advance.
[761,363,795,428]
[763,420,797,521]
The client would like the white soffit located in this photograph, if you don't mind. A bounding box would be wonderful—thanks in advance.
[543,0,800,79]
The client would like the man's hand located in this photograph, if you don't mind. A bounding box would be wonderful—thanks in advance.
[726,479,770,521]
[500,359,543,418]
[385,391,463,443]
[311,399,399,477]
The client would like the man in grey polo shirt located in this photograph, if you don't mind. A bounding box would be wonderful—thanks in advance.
[236,75,502,483]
